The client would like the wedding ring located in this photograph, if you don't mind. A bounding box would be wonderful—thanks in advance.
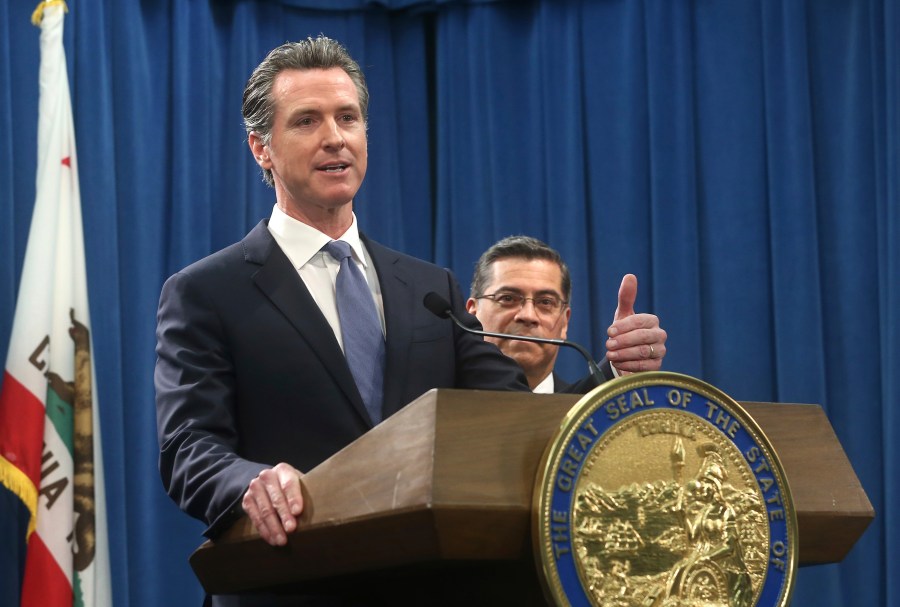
[649,344,656,359]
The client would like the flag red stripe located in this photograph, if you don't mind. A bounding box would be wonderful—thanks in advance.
[0,371,46,487]
[19,532,72,607]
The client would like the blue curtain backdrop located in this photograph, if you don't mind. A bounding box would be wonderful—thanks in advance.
[1,0,896,605]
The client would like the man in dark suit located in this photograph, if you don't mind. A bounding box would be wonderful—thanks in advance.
[154,34,531,571]
[466,235,667,394]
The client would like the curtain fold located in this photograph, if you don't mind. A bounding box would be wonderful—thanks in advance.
[431,4,895,606]
[267,0,505,10]
[1,1,895,605]
[883,0,900,597]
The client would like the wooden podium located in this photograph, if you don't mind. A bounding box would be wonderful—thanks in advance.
[189,389,873,604]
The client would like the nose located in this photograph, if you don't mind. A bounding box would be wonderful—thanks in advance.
[513,299,540,324]
[322,119,345,150]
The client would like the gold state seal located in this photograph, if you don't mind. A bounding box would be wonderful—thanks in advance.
[533,372,796,607]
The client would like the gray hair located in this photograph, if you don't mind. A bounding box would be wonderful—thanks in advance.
[470,235,572,302]
[242,35,369,187]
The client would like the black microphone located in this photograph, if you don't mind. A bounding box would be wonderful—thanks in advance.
[423,292,606,386]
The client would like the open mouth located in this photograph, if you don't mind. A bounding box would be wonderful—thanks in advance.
[319,164,348,173]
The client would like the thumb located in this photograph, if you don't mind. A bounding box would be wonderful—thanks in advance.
[614,274,638,321]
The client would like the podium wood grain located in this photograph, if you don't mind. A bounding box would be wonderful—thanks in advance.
[190,389,873,596]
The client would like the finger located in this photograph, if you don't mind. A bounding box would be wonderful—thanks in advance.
[610,343,666,366]
[241,487,270,541]
[608,313,661,341]
[611,343,666,373]
[607,340,664,363]
[607,324,666,352]
[260,467,297,535]
[243,477,287,546]
[613,274,638,323]
[607,326,667,373]
[613,354,664,373]
[275,463,305,518]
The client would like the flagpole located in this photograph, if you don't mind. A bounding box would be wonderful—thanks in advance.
[0,2,111,605]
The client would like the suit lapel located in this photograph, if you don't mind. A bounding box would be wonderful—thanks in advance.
[242,221,372,425]
[363,236,412,418]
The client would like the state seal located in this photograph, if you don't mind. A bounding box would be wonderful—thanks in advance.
[533,372,797,607]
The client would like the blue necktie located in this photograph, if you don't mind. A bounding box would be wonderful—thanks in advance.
[323,240,385,424]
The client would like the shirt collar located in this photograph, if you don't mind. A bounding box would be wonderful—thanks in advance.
[268,204,368,269]
[533,373,555,394]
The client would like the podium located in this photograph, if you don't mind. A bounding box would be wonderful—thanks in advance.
[190,389,874,604]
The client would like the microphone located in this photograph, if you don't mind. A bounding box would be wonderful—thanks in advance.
[422,292,606,386]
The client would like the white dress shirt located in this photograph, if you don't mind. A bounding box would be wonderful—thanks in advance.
[267,205,385,352]
[533,373,555,394]
[532,363,616,394]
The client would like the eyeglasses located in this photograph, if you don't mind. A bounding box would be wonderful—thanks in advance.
[477,291,568,315]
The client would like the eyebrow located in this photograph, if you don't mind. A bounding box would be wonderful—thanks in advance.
[284,103,360,122]
[493,286,563,298]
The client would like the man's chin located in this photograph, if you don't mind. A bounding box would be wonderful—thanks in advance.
[501,340,547,362]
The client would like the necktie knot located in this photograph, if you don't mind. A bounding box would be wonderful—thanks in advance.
[323,240,353,263]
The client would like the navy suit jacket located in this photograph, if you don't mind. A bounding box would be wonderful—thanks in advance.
[155,220,529,539]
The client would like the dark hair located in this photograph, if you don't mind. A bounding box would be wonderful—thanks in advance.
[470,236,572,301]
[241,35,369,187]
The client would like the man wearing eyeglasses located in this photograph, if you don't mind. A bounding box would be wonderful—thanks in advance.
[466,236,667,393]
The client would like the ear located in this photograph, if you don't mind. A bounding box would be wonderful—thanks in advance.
[248,131,272,169]
[559,306,571,340]
[465,298,478,316]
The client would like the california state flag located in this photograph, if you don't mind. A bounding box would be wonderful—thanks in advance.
[0,2,111,606]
